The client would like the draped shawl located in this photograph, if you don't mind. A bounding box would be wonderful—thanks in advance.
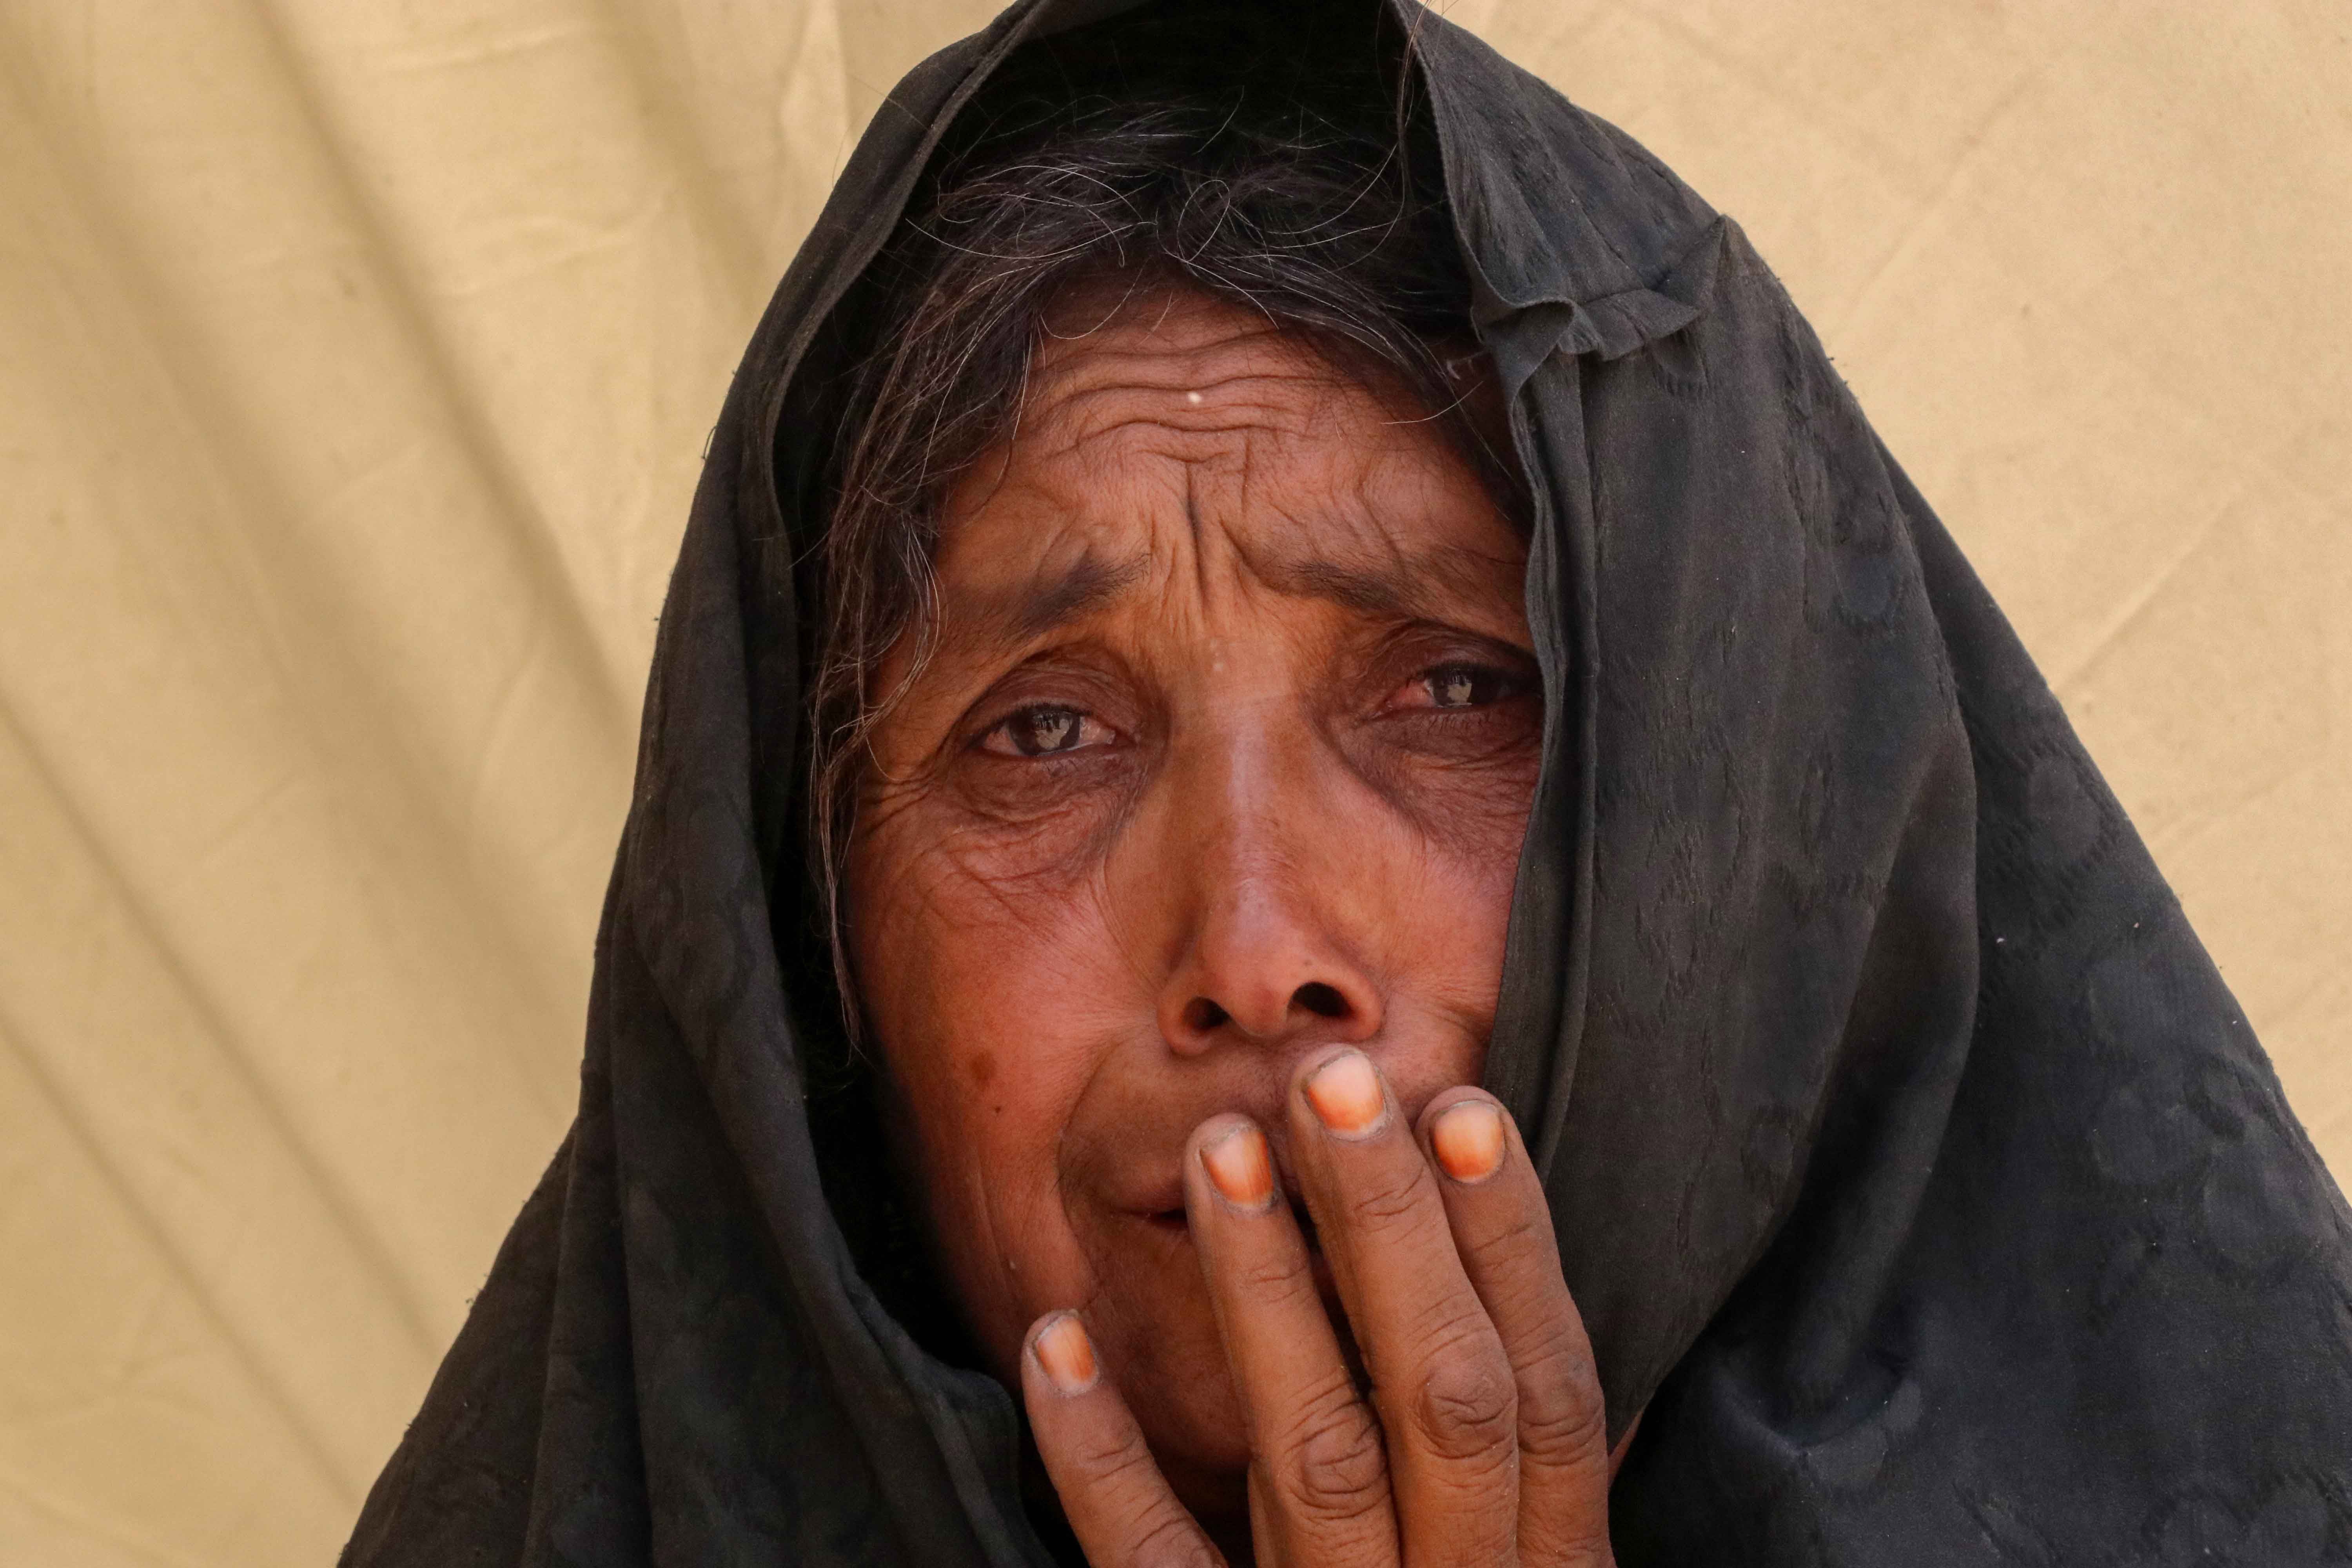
[343,1,2352,1561]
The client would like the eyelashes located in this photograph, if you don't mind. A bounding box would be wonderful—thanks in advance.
[1394,660,1528,714]
[968,655,1534,764]
[976,703,1118,759]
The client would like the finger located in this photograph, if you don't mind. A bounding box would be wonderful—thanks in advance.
[1022,1311,1227,1568]
[1422,1092,1613,1567]
[1287,1051,1519,1568]
[1183,1113,1399,1568]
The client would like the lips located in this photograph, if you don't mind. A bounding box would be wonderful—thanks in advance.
[1131,1176,1325,1256]
[1124,1177,1348,1351]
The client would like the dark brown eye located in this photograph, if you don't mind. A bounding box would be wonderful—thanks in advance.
[1422,663,1511,710]
[983,704,1104,758]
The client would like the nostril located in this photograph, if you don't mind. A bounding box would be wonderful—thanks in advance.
[1183,997,1231,1034]
[1292,982,1349,1020]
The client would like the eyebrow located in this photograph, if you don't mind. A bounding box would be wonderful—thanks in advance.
[1264,541,1526,622]
[947,539,1522,652]
[1005,552,1153,639]
[1272,557,1446,619]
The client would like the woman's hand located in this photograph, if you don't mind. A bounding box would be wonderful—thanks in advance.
[1020,1049,1618,1566]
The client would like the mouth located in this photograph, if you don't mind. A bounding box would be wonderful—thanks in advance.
[1125,1178,1355,1383]
[1143,1195,1327,1258]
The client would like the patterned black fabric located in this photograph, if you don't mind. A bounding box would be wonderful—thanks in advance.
[341,1,2352,1562]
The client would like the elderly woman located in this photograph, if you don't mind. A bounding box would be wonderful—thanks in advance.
[342,1,2352,1564]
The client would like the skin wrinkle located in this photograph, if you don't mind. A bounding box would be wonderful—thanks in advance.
[911,439,1532,746]
[1009,554,1154,641]
[847,288,1543,1538]
[840,309,1524,920]
[930,534,1521,675]
[1185,464,1210,607]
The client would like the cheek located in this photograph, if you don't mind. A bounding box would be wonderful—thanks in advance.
[1419,756,1540,902]
[849,801,1133,1369]
[1357,739,1538,953]
[1325,753,1534,1092]
[1355,708,1543,881]
[1388,832,1522,1078]
[852,795,1135,1057]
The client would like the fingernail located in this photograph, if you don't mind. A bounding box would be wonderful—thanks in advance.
[1431,1100,1506,1183]
[1304,1050,1386,1138]
[1200,1122,1275,1209]
[1033,1312,1098,1395]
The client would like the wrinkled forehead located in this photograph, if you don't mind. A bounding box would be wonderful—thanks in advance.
[1022,275,1489,448]
[929,289,1528,650]
[1024,286,1367,436]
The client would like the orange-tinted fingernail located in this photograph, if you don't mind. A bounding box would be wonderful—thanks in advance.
[1304,1050,1386,1137]
[1033,1312,1098,1395]
[1201,1122,1275,1208]
[1432,1100,1506,1183]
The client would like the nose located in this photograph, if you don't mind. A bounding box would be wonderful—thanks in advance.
[1157,878,1385,1053]
[1152,744,1385,1056]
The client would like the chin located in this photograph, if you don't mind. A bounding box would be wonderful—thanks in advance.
[1067,1215,1256,1490]
[1122,1360,1254,1523]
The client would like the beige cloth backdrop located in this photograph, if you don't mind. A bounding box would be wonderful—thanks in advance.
[1,2,2345,1560]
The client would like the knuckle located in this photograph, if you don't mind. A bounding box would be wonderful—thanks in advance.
[1516,1342,1608,1468]
[1071,1427,1161,1487]
[1478,1206,1559,1274]
[1126,1509,1221,1568]
[1347,1158,1437,1230]
[1411,1338,1517,1462]
[1274,1394,1390,1523]
[1230,1250,1316,1303]
[1524,1509,1617,1568]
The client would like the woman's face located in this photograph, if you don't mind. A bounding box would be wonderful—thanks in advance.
[847,287,1539,1504]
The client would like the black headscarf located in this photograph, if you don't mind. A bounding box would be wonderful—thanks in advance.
[342,1,2352,1561]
